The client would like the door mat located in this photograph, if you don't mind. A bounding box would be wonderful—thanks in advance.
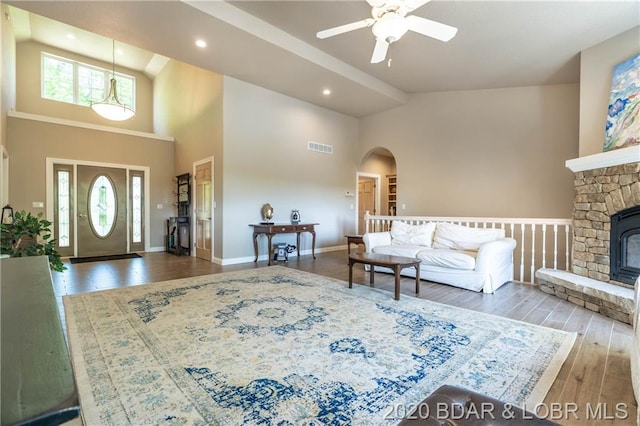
[69,253,142,264]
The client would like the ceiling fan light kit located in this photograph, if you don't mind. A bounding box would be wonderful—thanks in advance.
[316,0,457,64]
[372,12,409,43]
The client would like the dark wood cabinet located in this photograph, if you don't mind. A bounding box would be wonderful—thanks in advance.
[167,174,191,256]
[176,173,191,217]
[167,216,190,256]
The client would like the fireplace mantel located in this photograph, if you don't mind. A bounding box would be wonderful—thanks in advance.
[566,145,640,172]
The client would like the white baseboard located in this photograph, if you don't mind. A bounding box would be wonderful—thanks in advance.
[145,244,348,265]
[147,246,168,253]
[218,245,347,266]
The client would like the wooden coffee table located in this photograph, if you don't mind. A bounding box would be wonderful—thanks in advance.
[348,253,421,300]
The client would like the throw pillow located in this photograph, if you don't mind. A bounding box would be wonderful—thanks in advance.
[390,220,436,246]
[432,222,505,251]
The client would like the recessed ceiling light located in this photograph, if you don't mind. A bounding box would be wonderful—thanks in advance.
[195,39,207,48]
[323,89,331,96]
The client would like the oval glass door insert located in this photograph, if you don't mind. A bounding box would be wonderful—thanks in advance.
[89,174,117,238]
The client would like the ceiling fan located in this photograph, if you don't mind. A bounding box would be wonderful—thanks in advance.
[316,0,457,64]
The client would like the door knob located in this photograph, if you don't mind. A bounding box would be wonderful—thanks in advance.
[78,213,87,218]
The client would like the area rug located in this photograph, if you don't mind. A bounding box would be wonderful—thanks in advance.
[63,266,576,425]
[69,253,142,264]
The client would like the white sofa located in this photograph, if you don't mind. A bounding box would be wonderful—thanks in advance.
[363,221,517,293]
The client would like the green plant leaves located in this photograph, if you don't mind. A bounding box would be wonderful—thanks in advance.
[0,210,67,272]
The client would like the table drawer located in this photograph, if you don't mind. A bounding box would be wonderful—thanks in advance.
[296,224,314,232]
[274,225,296,232]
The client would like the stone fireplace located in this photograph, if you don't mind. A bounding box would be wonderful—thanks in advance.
[535,146,639,324]
[571,161,640,286]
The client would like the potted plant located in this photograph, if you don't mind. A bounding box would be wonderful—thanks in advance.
[0,210,66,272]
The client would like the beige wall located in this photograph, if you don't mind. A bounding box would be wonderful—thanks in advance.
[1,4,16,149]
[579,26,640,157]
[16,40,153,133]
[6,116,174,249]
[8,38,174,251]
[1,4,17,206]
[359,84,579,218]
[222,76,359,260]
[5,18,630,260]
[154,59,224,257]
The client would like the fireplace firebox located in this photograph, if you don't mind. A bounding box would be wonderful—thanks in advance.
[610,205,640,285]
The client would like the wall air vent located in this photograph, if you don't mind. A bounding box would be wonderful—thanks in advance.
[307,141,334,154]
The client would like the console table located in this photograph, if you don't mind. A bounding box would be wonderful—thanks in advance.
[345,234,365,255]
[250,223,318,265]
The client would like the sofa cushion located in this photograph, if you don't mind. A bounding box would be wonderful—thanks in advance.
[432,222,505,252]
[390,221,436,247]
[372,244,425,258]
[416,248,477,270]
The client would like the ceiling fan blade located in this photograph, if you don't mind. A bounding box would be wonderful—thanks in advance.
[405,15,457,42]
[404,0,432,13]
[371,38,389,63]
[316,18,374,39]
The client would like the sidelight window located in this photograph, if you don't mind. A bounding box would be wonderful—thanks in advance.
[56,170,71,247]
[132,175,142,243]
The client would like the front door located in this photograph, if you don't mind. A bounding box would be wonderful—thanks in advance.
[77,165,127,257]
[195,161,213,261]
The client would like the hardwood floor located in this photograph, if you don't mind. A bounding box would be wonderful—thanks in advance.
[52,250,637,425]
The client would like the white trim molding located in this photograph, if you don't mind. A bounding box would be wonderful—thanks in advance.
[8,110,174,142]
[566,145,640,172]
[46,158,152,256]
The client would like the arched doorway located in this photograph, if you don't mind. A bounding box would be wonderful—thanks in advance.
[357,148,397,234]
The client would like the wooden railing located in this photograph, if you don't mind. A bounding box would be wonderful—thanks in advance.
[364,212,573,283]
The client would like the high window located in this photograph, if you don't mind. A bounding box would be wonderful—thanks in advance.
[41,52,135,110]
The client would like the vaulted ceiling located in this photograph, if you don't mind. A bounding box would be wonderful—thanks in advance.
[6,1,640,117]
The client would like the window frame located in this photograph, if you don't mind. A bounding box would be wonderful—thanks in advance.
[41,52,136,110]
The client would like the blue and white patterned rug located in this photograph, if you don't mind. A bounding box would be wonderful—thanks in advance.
[64,266,575,425]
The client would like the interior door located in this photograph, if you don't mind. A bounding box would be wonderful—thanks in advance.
[358,177,376,234]
[77,165,127,257]
[195,161,213,261]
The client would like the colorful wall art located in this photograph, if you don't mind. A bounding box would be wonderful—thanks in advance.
[605,53,640,151]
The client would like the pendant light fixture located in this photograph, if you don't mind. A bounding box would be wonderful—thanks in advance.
[90,40,135,121]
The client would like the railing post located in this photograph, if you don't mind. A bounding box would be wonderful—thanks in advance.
[541,224,547,269]
[530,224,536,282]
[520,224,526,282]
[565,223,570,271]
[364,211,370,234]
[553,224,558,270]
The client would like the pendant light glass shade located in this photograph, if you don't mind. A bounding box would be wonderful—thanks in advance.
[91,40,135,121]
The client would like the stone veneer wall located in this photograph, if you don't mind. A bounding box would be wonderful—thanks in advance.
[572,162,640,286]
[535,269,634,324]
